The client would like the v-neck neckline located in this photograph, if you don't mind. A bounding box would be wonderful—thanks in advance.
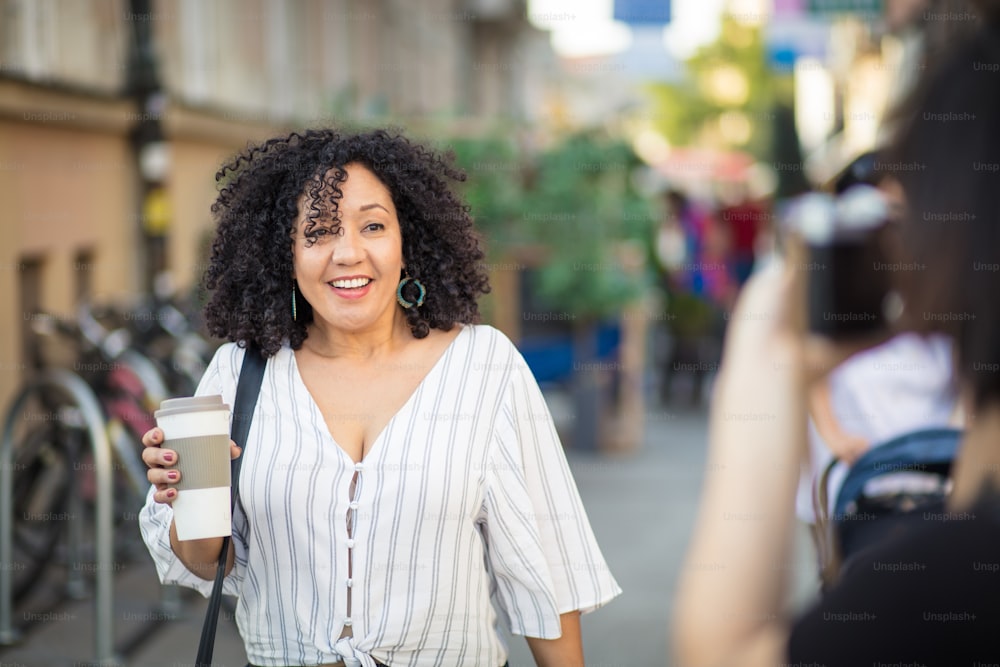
[290,326,468,465]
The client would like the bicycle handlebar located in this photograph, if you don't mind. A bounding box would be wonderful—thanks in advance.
[30,306,133,363]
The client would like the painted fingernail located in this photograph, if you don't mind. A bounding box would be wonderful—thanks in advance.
[167,471,178,481]
[163,452,174,463]
[166,489,177,499]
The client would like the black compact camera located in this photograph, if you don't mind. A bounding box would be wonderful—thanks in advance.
[787,185,901,339]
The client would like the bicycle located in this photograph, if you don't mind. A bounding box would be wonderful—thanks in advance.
[97,284,214,397]
[6,304,170,604]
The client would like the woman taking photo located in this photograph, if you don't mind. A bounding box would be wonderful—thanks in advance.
[673,16,1000,667]
[139,128,620,667]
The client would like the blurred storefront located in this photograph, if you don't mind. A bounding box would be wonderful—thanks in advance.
[767,0,983,187]
[0,0,549,409]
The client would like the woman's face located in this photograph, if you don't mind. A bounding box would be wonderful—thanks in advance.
[292,163,405,336]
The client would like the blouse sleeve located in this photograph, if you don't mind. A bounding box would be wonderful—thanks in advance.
[138,343,250,598]
[480,345,621,639]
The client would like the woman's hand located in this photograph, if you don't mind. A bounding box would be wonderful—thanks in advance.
[141,426,242,580]
[141,427,179,505]
[141,427,242,504]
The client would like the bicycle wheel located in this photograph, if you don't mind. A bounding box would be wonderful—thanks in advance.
[10,419,74,602]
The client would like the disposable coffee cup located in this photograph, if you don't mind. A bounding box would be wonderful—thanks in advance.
[155,395,232,541]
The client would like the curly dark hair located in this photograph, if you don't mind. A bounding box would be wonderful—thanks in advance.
[203,128,491,357]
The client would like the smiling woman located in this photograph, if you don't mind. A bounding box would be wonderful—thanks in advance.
[203,128,490,353]
[138,127,620,667]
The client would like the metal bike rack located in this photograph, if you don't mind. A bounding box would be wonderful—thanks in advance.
[0,369,119,665]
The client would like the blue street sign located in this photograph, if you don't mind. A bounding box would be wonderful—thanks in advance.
[613,0,671,24]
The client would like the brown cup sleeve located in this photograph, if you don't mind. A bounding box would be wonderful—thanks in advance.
[166,434,231,491]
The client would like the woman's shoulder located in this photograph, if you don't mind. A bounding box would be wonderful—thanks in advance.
[459,324,522,360]
[452,325,538,392]
[207,340,292,380]
[208,341,248,371]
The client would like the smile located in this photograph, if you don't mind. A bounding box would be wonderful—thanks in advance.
[329,278,372,289]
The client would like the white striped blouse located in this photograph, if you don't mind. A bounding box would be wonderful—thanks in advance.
[140,324,621,667]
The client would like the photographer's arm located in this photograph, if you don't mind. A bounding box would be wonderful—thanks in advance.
[672,266,805,667]
[672,258,876,666]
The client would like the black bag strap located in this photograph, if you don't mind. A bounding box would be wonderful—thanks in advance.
[196,343,266,667]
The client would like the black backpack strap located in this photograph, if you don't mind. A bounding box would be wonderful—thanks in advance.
[196,343,266,667]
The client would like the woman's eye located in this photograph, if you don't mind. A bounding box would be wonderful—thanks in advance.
[311,226,337,238]
[364,222,385,232]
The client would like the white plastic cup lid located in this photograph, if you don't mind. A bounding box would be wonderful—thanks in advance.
[155,395,230,420]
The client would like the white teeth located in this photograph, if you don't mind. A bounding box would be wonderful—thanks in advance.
[331,278,371,289]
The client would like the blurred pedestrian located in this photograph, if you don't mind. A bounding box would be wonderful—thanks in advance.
[661,189,733,305]
[657,190,732,405]
[139,128,620,667]
[719,183,768,287]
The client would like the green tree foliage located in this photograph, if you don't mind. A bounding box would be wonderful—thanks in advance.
[646,15,780,160]
[450,130,658,321]
[448,134,528,248]
[522,133,656,321]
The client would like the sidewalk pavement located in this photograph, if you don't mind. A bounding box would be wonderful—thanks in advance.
[0,400,818,667]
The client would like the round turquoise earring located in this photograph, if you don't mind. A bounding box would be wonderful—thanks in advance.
[396,274,426,309]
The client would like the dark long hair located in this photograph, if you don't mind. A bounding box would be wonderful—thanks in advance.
[888,20,1000,407]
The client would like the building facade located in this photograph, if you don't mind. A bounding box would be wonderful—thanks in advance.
[0,0,549,409]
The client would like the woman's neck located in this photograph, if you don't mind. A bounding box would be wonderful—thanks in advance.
[304,313,410,361]
[949,399,1000,509]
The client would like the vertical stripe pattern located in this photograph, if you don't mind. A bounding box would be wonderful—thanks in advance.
[139,325,621,667]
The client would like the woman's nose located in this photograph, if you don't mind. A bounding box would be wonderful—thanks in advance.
[331,228,363,264]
